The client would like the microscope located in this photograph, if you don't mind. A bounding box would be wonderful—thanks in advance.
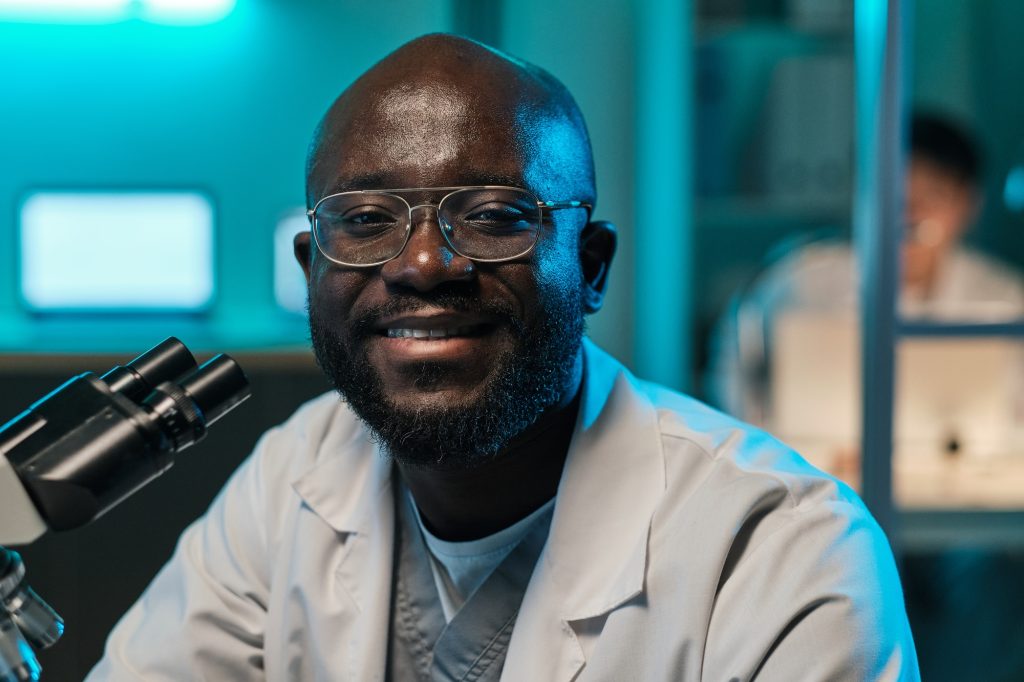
[0,338,251,681]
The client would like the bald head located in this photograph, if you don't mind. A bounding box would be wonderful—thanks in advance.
[306,34,595,207]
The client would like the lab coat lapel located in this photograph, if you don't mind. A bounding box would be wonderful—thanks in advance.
[292,432,396,681]
[502,341,666,680]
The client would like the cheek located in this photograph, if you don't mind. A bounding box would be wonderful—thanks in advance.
[945,200,975,232]
[532,229,583,296]
[308,263,370,318]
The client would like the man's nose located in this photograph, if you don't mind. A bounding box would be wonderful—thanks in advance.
[380,208,476,291]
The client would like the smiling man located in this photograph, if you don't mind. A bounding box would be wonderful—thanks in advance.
[90,35,918,680]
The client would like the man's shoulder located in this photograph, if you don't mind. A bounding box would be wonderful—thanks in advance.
[744,239,858,311]
[949,247,1024,304]
[631,378,898,630]
[640,376,862,516]
[243,391,368,482]
[586,343,863,523]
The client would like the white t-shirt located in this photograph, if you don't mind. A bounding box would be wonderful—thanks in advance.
[409,493,556,622]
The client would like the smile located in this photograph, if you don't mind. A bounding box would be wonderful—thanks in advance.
[385,325,481,339]
[370,311,508,366]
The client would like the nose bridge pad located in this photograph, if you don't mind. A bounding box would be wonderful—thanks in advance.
[409,203,458,257]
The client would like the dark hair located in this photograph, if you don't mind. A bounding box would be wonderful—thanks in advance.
[910,112,981,185]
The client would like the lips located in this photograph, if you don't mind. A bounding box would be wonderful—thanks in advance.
[385,324,483,339]
[368,309,506,365]
[375,309,498,336]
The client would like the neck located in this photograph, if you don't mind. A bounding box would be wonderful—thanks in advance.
[398,379,582,542]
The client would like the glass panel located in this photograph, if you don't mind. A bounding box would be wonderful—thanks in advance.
[693,0,855,420]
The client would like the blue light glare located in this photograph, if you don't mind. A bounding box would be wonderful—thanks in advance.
[20,191,214,312]
[1003,165,1024,212]
[0,0,234,24]
[139,0,235,25]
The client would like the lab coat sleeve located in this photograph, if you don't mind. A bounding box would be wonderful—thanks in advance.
[702,498,920,681]
[86,430,278,681]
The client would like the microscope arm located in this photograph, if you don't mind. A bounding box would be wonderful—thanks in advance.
[0,453,46,546]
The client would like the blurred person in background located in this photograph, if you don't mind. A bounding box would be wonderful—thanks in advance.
[710,111,1024,424]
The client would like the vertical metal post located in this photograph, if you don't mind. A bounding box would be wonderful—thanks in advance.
[634,0,693,391]
[854,0,905,541]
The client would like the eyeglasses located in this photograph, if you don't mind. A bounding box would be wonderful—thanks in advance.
[306,185,591,267]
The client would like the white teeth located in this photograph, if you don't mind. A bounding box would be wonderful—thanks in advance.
[386,326,475,339]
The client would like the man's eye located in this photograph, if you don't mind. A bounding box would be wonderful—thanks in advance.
[343,210,397,226]
[462,205,532,230]
[330,210,400,236]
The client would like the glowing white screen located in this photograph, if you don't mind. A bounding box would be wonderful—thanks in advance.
[0,0,129,22]
[142,0,235,22]
[20,192,214,311]
[274,210,309,315]
[0,0,234,23]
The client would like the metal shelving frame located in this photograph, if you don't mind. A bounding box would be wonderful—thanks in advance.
[855,0,1024,550]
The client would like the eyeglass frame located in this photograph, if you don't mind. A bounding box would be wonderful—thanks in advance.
[305,185,592,267]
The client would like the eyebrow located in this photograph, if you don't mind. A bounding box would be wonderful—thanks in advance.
[328,172,529,194]
[332,173,394,192]
[451,172,526,188]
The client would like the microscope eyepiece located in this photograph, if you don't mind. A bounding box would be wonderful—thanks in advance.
[99,337,198,402]
[179,355,249,427]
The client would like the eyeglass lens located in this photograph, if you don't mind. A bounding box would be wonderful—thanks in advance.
[313,187,542,265]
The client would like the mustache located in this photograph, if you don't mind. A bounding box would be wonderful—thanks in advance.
[347,291,524,339]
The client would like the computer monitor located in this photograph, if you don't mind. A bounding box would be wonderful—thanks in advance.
[769,311,1024,506]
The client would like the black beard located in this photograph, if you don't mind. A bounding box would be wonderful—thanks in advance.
[308,284,584,470]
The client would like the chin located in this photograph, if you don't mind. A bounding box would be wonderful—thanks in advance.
[308,284,586,468]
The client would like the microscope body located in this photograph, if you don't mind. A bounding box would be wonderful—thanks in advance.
[0,338,250,681]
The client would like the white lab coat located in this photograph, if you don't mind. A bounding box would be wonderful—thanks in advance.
[89,341,919,681]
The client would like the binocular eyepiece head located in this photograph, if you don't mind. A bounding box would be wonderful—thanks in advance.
[102,339,250,452]
[101,337,250,431]
[4,338,251,534]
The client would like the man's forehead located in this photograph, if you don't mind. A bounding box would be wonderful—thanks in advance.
[316,100,525,188]
[313,91,579,195]
[307,35,594,202]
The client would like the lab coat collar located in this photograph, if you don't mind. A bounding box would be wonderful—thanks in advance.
[291,413,392,539]
[542,339,664,622]
[500,340,665,681]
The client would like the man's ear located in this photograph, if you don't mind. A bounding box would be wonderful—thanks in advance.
[294,231,313,283]
[579,220,616,314]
